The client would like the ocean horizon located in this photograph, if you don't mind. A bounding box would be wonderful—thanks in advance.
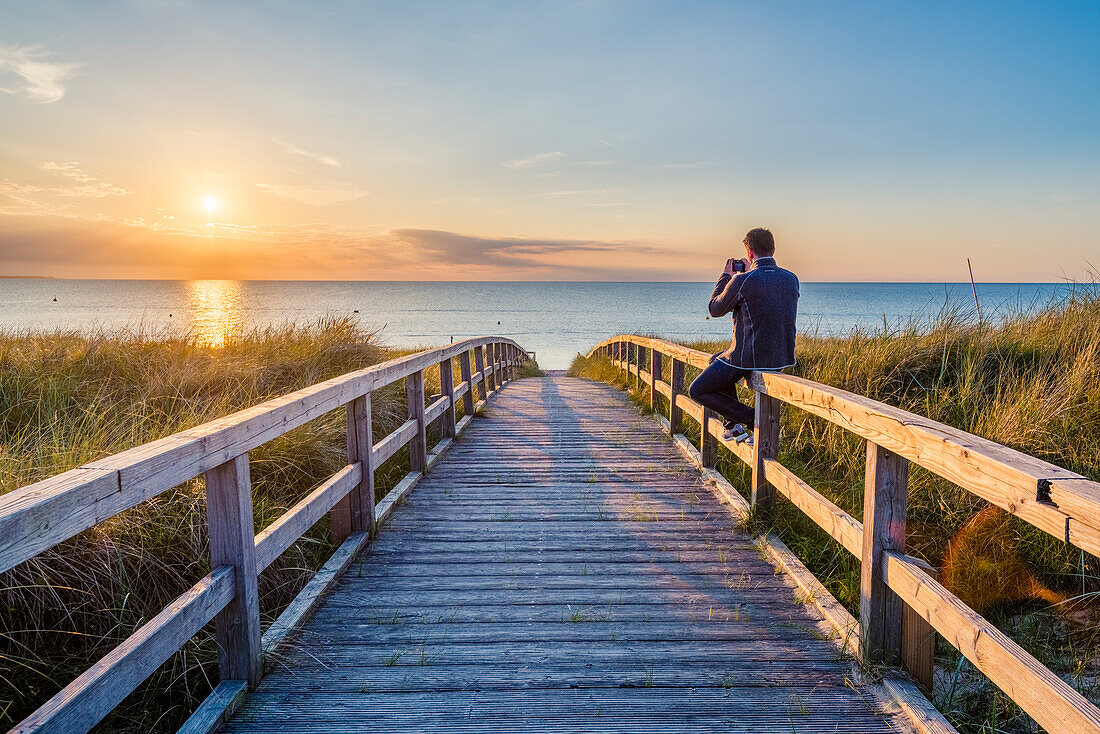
[0,279,1080,369]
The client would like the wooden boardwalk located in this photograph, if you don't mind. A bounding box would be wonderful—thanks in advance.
[222,376,908,733]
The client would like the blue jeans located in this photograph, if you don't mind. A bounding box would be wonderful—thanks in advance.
[687,359,754,429]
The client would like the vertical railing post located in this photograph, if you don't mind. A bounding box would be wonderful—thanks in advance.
[649,350,662,412]
[440,357,456,439]
[752,389,781,519]
[861,441,908,665]
[333,393,375,541]
[204,454,262,686]
[701,406,717,467]
[488,344,499,392]
[669,359,685,435]
[474,346,487,401]
[407,370,428,472]
[627,342,635,384]
[635,344,643,392]
[902,602,935,694]
[460,349,476,414]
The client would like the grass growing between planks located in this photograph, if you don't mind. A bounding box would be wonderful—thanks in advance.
[570,285,1100,733]
[0,317,468,733]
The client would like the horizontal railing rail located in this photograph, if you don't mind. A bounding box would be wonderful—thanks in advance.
[591,334,1100,734]
[2,337,530,734]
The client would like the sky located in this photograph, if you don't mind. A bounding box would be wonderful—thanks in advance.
[1,0,1097,281]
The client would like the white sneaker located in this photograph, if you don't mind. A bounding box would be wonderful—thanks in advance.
[723,424,750,443]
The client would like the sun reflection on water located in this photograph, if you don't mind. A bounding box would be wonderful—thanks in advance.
[186,280,245,347]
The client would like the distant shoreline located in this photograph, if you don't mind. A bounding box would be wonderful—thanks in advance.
[0,277,1072,285]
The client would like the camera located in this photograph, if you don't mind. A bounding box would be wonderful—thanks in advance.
[731,259,746,273]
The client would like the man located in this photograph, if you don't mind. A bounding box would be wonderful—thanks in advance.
[688,228,799,445]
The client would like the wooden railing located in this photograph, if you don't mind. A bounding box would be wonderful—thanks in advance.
[0,337,529,734]
[591,335,1100,734]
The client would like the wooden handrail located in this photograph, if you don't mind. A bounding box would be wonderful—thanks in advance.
[592,334,1100,733]
[4,337,529,734]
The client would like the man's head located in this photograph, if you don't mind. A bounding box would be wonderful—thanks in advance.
[743,228,775,258]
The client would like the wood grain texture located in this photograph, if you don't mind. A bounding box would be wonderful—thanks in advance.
[204,455,263,685]
[861,443,908,665]
[11,567,234,734]
[221,377,906,734]
[0,338,525,575]
[587,335,1100,558]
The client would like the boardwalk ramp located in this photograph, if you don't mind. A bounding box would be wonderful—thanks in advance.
[221,377,907,733]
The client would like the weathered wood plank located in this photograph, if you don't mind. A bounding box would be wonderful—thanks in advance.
[204,455,262,685]
[861,443,908,665]
[11,567,234,734]
[884,550,1100,733]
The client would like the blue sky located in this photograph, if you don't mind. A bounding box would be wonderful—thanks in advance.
[1,1,1097,280]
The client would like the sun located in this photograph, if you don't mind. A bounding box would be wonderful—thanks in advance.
[203,197,218,211]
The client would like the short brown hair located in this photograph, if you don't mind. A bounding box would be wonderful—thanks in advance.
[744,228,775,256]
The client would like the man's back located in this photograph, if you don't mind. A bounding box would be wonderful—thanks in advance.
[708,255,799,370]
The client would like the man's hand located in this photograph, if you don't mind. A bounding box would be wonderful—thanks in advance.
[723,257,749,276]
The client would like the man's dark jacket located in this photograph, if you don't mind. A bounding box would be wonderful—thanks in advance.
[708,256,799,369]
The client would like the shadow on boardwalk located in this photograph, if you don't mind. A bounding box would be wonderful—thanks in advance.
[222,376,910,733]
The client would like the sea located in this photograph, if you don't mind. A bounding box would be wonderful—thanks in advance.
[0,280,1077,369]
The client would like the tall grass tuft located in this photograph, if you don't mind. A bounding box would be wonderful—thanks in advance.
[570,284,1100,732]
[0,317,411,733]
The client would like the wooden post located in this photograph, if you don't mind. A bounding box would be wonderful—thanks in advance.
[701,406,717,467]
[460,350,476,414]
[635,345,643,391]
[332,394,375,541]
[902,602,935,694]
[649,350,662,412]
[203,454,262,686]
[488,344,498,392]
[669,359,685,435]
[406,370,428,472]
[440,358,456,438]
[474,346,487,401]
[752,391,781,519]
[861,441,909,665]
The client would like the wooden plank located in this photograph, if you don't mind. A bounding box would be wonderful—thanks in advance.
[440,358,457,438]
[748,370,1100,557]
[752,392,780,519]
[373,418,418,465]
[331,395,374,541]
[884,551,1100,734]
[0,337,527,574]
[902,602,935,695]
[861,442,908,666]
[424,394,451,425]
[254,464,361,572]
[406,371,428,472]
[669,359,685,435]
[175,679,247,734]
[459,350,475,415]
[474,347,487,401]
[11,567,234,734]
[764,459,862,556]
[0,467,119,573]
[591,336,1100,558]
[261,531,371,655]
[204,455,263,685]
[649,350,662,411]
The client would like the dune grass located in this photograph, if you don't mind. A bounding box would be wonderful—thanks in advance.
[569,284,1100,732]
[0,317,446,732]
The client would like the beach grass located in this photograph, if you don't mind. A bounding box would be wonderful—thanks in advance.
[0,316,447,732]
[569,284,1100,732]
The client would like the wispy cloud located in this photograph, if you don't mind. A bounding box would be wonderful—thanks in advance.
[502,151,565,169]
[0,163,129,211]
[255,182,368,206]
[273,137,341,167]
[0,44,80,103]
[575,160,614,167]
